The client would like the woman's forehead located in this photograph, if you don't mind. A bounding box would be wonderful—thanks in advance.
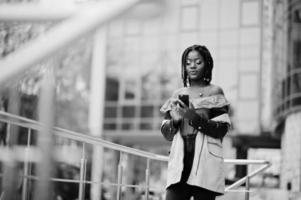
[187,50,203,59]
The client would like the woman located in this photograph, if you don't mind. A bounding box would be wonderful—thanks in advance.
[160,45,231,200]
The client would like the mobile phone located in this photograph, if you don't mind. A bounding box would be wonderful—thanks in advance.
[178,94,189,107]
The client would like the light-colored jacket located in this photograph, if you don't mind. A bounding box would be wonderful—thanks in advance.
[160,94,231,194]
[164,113,230,194]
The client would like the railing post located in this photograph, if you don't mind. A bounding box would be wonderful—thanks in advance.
[78,143,87,200]
[117,152,124,200]
[245,176,250,200]
[22,128,32,200]
[145,158,150,200]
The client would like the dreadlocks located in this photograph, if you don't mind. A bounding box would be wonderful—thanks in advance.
[181,45,214,87]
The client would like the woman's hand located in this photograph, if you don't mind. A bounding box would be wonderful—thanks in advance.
[169,98,191,123]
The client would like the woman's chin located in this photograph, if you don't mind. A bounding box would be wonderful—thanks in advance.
[189,76,201,81]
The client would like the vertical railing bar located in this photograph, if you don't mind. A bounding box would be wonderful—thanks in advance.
[6,123,10,146]
[116,152,123,200]
[33,66,55,200]
[245,176,250,200]
[78,143,87,200]
[145,158,150,200]
[21,128,32,200]
[0,191,4,200]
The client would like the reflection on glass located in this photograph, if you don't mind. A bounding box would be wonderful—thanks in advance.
[122,106,135,118]
[141,105,154,117]
[105,77,119,101]
[124,79,136,100]
[122,122,135,130]
[140,123,153,130]
[105,106,117,118]
[104,123,117,130]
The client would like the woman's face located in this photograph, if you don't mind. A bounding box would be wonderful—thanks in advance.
[185,50,205,81]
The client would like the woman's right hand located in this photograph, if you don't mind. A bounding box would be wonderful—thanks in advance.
[169,98,186,123]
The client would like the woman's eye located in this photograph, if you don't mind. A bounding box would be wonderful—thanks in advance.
[196,60,202,65]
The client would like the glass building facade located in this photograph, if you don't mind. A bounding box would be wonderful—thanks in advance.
[103,0,267,145]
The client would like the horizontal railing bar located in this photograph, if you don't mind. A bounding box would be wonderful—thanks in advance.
[0,145,269,165]
[225,163,271,191]
[0,173,255,194]
[224,189,251,193]
[0,3,77,22]
[0,173,157,190]
[224,159,269,165]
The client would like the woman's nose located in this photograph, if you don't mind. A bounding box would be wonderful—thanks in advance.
[190,62,197,68]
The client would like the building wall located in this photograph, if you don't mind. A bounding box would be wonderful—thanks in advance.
[281,112,301,191]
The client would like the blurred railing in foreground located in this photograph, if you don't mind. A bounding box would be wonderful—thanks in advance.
[0,111,270,200]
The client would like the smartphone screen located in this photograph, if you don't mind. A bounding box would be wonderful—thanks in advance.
[178,94,189,107]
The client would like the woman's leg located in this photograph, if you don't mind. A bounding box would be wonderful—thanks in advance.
[165,183,191,200]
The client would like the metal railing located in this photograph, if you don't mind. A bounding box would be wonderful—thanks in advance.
[0,111,271,200]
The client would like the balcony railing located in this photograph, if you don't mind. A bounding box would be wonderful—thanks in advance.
[0,111,270,200]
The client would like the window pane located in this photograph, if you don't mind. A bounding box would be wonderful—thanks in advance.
[239,45,260,59]
[180,6,199,31]
[123,79,137,100]
[292,72,301,94]
[140,123,153,130]
[241,1,260,26]
[293,41,301,69]
[105,106,117,118]
[141,105,154,118]
[104,123,117,130]
[122,106,135,118]
[239,59,260,72]
[219,47,238,60]
[220,30,239,47]
[240,27,260,45]
[200,0,218,30]
[122,122,135,130]
[220,0,239,28]
[239,73,258,99]
[105,77,119,101]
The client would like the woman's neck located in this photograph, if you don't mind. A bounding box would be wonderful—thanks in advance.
[189,79,208,87]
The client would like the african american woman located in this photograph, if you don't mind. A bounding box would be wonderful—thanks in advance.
[160,45,231,200]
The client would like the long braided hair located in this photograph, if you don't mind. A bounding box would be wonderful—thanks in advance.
[181,45,214,87]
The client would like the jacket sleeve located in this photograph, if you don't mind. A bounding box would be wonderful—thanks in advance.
[160,112,180,141]
[183,109,230,139]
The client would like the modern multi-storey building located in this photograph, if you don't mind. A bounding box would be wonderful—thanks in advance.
[272,0,301,194]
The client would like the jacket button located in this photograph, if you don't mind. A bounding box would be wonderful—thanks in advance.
[198,126,202,130]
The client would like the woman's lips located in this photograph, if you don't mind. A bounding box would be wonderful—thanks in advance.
[189,71,198,75]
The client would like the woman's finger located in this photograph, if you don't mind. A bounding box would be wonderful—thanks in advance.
[189,101,194,109]
[177,99,188,109]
